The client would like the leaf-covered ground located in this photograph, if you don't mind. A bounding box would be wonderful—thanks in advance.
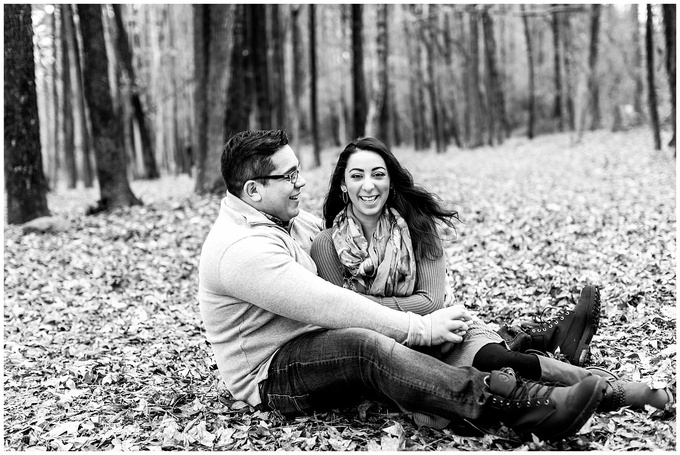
[4,129,676,451]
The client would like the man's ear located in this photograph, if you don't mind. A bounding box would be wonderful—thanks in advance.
[243,180,262,202]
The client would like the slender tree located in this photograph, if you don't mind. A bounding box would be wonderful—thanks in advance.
[482,7,508,144]
[64,5,94,187]
[291,6,303,164]
[468,8,485,146]
[562,11,576,130]
[193,4,209,192]
[224,4,250,138]
[521,5,536,139]
[442,8,462,148]
[4,3,51,224]
[309,5,320,167]
[405,4,427,150]
[44,8,58,186]
[194,5,236,193]
[111,4,158,179]
[270,5,286,129]
[662,5,676,150]
[422,5,444,152]
[552,7,565,131]
[646,5,662,150]
[588,4,602,130]
[78,4,141,212]
[58,4,76,188]
[351,5,367,138]
[373,4,390,146]
[250,5,271,129]
[631,5,645,122]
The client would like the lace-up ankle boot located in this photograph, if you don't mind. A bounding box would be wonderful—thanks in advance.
[486,367,606,441]
[520,286,601,365]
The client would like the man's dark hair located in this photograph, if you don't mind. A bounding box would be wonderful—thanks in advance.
[221,130,289,195]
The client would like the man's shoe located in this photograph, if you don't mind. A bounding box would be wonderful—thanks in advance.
[487,368,606,441]
[520,286,601,365]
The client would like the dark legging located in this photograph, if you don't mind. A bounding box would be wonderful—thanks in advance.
[472,342,542,380]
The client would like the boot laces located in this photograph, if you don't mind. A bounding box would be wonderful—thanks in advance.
[505,373,557,406]
[535,307,568,328]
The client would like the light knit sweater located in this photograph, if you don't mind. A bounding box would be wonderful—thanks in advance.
[311,228,447,316]
[198,193,415,406]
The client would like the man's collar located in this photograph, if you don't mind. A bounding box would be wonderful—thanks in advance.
[224,192,293,232]
[261,212,292,231]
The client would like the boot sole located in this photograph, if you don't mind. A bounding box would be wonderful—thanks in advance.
[571,287,601,366]
[546,377,607,441]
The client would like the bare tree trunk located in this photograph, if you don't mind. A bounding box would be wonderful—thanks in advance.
[482,7,508,144]
[468,8,485,147]
[78,4,141,213]
[4,3,51,223]
[309,5,320,167]
[149,7,165,173]
[54,5,66,187]
[58,4,76,188]
[552,7,564,131]
[631,5,645,123]
[339,5,351,144]
[588,4,602,131]
[460,9,471,146]
[663,4,676,150]
[223,4,251,139]
[65,5,93,188]
[270,5,286,129]
[352,4,367,138]
[44,9,58,187]
[291,6,303,163]
[249,5,271,129]
[521,5,536,139]
[111,4,158,179]
[206,5,236,192]
[646,5,662,150]
[369,4,390,146]
[443,9,462,148]
[193,4,209,192]
[422,6,444,153]
[405,5,426,150]
[563,12,576,130]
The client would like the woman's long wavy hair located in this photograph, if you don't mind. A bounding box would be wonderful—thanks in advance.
[322,137,460,260]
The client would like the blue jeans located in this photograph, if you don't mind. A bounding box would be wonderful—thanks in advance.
[259,328,490,424]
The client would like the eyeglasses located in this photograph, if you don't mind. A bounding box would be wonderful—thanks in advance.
[252,169,300,185]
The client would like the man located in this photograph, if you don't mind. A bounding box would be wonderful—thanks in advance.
[198,129,606,441]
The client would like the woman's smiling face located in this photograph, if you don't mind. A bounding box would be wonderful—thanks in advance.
[342,149,391,223]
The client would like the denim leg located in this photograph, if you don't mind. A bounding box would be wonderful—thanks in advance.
[259,328,490,422]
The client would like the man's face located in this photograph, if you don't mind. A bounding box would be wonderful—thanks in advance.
[256,145,306,222]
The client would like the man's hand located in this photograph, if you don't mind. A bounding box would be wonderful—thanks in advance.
[429,305,473,345]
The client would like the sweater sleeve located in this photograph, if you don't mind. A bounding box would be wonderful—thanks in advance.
[310,229,346,288]
[311,229,446,316]
[220,234,411,342]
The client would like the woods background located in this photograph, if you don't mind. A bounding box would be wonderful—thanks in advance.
[4,3,676,224]
[3,4,676,450]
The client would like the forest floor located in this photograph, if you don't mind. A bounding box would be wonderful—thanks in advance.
[3,128,677,451]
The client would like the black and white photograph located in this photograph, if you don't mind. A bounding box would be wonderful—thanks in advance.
[4,3,676,451]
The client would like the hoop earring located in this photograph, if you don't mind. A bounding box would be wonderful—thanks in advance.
[342,191,349,204]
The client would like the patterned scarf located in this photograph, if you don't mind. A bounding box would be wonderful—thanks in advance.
[332,204,416,297]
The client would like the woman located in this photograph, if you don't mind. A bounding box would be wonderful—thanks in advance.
[311,137,673,428]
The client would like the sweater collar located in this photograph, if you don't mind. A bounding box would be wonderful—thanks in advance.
[223,192,292,232]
